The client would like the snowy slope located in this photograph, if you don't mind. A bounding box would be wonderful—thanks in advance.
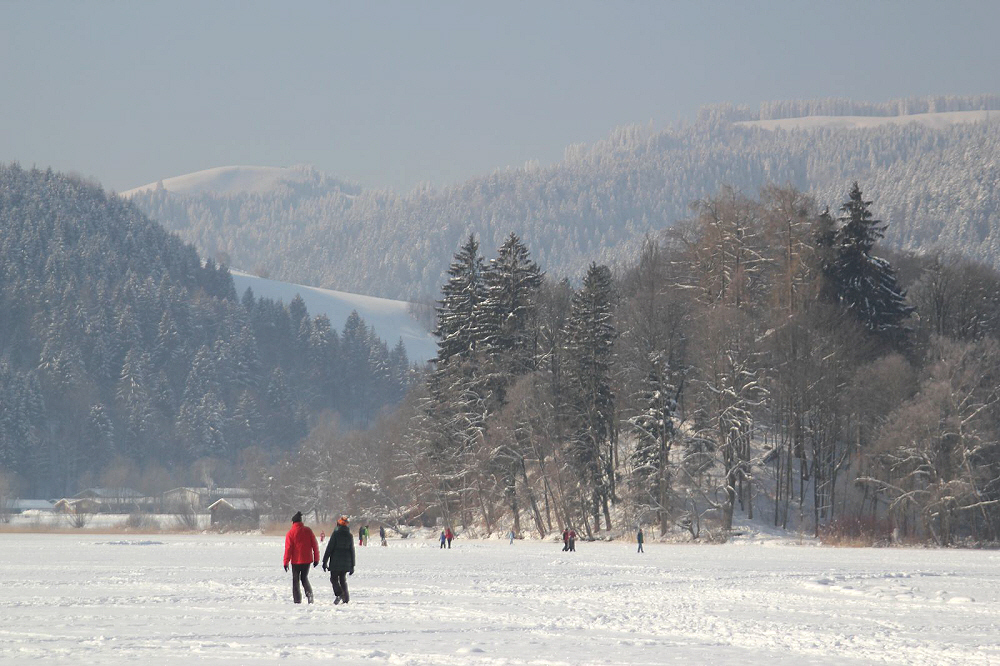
[121,165,327,197]
[230,270,436,363]
[737,109,999,131]
[1,534,997,665]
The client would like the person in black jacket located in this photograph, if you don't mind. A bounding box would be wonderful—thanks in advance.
[322,516,356,604]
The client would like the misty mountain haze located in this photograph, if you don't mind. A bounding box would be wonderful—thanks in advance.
[127,96,1000,301]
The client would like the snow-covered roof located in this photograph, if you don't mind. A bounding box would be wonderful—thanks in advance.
[211,488,251,498]
[163,487,207,496]
[208,498,257,512]
[10,499,55,511]
[162,487,251,500]
[74,488,142,499]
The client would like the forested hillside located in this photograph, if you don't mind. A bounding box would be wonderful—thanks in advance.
[0,165,412,497]
[264,184,1000,546]
[129,95,1000,300]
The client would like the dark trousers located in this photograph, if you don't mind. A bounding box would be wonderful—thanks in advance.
[291,563,313,603]
[637,542,644,553]
[330,570,349,603]
[447,538,452,549]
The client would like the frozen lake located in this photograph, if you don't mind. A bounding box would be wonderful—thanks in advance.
[1,533,998,664]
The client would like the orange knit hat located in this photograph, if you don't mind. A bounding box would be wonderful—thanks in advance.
[337,516,349,526]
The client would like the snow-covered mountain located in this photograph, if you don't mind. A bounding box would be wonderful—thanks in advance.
[128,95,1000,300]
[121,165,357,198]
[737,109,999,131]
[229,269,436,363]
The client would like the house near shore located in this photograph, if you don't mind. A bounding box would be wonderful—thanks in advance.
[70,488,156,512]
[162,487,252,512]
[4,499,55,515]
[54,498,100,514]
[208,497,259,528]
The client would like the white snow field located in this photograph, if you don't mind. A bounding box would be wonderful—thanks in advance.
[736,109,1000,131]
[2,535,998,665]
[229,269,436,363]
[120,165,323,198]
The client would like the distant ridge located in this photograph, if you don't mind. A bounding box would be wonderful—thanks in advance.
[737,109,999,131]
[128,95,1000,300]
[121,164,355,198]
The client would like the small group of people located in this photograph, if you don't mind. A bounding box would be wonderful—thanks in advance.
[439,527,454,549]
[282,511,355,605]
[561,528,577,551]
[358,525,369,546]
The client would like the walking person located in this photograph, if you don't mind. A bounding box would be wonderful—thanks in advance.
[322,516,356,605]
[637,527,644,553]
[562,528,569,551]
[283,511,320,604]
[446,527,454,549]
[439,530,447,549]
[379,525,387,547]
[568,529,576,552]
[363,525,369,546]
[508,528,515,545]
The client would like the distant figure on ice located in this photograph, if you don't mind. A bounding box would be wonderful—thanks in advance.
[320,531,325,543]
[508,528,515,545]
[568,529,576,552]
[562,528,569,551]
[446,527,454,549]
[283,511,319,604]
[359,526,364,546]
[379,525,387,547]
[322,516,355,605]
[439,530,447,549]
[363,525,370,546]
[636,527,644,553]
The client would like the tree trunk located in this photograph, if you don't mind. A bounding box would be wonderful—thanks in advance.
[519,459,547,537]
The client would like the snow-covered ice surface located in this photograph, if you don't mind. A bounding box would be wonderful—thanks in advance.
[2,534,998,665]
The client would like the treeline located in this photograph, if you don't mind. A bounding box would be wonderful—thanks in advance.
[129,95,1000,302]
[280,183,1000,545]
[0,165,412,497]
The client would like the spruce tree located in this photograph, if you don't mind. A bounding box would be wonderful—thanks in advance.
[628,353,677,533]
[826,183,914,346]
[434,234,487,367]
[481,233,543,386]
[565,263,617,532]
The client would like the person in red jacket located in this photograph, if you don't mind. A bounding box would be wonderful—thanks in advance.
[283,511,320,604]
[445,527,454,549]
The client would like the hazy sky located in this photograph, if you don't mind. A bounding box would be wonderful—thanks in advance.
[3,1,999,193]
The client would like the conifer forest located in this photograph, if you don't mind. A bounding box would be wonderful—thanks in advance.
[4,155,1000,545]
[261,182,1000,546]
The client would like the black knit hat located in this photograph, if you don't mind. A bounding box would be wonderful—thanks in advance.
[291,511,302,523]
